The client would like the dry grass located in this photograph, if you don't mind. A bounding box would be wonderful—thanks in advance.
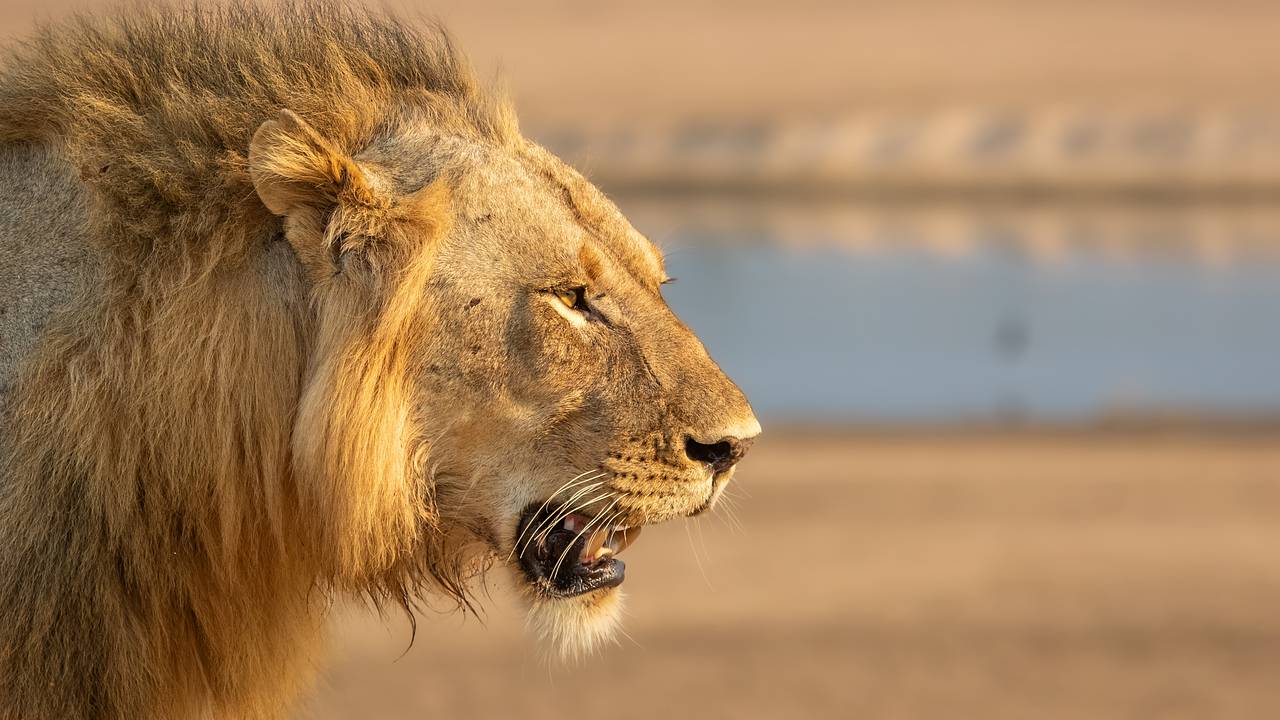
[305,429,1280,719]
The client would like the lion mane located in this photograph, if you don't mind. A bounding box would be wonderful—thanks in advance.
[0,3,515,717]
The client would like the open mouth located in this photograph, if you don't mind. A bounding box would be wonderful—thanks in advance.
[515,503,643,598]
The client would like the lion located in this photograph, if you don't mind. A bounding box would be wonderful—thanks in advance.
[0,2,759,718]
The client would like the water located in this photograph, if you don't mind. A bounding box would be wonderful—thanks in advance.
[631,201,1280,424]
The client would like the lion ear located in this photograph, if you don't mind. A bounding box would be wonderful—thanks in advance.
[249,109,378,216]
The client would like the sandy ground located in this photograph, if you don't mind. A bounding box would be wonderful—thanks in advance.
[303,429,1280,720]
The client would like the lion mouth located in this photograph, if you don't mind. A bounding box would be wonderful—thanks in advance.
[515,503,642,598]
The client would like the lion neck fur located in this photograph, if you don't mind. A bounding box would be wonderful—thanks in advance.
[0,3,513,717]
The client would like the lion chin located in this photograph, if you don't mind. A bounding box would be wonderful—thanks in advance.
[522,583,626,662]
[506,504,641,659]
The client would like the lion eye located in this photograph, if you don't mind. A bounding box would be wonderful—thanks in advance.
[555,287,587,312]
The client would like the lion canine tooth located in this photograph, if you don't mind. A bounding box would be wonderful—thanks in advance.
[582,528,607,563]
[612,525,642,555]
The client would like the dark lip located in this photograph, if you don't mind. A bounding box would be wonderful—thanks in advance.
[515,503,626,599]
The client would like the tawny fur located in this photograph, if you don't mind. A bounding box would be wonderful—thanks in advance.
[0,4,507,717]
[0,3,759,718]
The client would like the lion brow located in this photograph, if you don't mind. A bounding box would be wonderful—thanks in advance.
[528,151,665,287]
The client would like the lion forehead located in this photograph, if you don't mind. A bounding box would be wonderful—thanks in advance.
[512,143,665,287]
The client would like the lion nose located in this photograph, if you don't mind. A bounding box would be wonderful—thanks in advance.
[684,433,757,474]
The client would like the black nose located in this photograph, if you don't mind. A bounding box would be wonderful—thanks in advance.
[684,435,754,474]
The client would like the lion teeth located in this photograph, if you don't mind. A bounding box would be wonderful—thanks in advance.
[610,525,642,555]
[581,528,609,563]
[561,517,642,564]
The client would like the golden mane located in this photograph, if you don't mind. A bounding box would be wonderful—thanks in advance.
[0,3,511,717]
[0,0,514,273]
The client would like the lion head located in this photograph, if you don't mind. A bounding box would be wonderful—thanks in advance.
[247,107,759,655]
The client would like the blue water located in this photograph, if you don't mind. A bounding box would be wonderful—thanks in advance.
[656,213,1280,424]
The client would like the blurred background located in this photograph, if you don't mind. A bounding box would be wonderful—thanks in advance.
[8,1,1280,717]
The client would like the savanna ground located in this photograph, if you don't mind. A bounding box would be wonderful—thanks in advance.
[306,429,1280,719]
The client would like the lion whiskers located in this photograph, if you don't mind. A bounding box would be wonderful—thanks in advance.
[505,476,631,662]
[548,496,622,579]
[522,489,614,557]
[717,485,747,534]
[517,490,603,558]
[507,470,606,560]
